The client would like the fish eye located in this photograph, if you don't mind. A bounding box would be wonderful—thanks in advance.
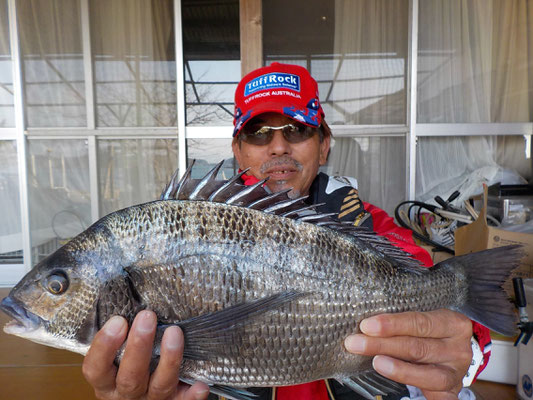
[45,272,69,295]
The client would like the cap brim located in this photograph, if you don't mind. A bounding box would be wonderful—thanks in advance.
[233,100,323,137]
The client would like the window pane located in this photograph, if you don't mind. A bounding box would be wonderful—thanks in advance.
[263,0,408,125]
[97,139,177,215]
[326,136,406,215]
[416,135,532,203]
[418,0,533,123]
[28,139,91,263]
[186,139,236,178]
[182,0,240,126]
[0,141,21,263]
[0,0,14,127]
[18,0,86,127]
[91,0,176,127]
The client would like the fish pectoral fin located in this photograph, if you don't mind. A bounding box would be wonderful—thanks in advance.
[174,291,309,361]
[337,371,406,400]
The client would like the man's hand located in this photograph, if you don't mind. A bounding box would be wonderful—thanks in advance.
[344,309,473,400]
[82,311,210,400]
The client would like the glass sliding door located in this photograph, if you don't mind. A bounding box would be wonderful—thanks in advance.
[97,138,178,215]
[91,0,176,127]
[27,139,91,262]
[0,0,13,127]
[416,0,533,203]
[182,0,240,127]
[263,0,409,214]
[17,0,86,127]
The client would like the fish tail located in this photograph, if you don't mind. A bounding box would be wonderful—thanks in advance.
[439,244,523,336]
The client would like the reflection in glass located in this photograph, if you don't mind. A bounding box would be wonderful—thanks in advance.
[18,0,86,127]
[182,0,240,126]
[186,139,236,178]
[0,141,21,263]
[91,0,176,127]
[0,0,14,127]
[98,139,178,215]
[417,136,533,203]
[27,140,91,264]
[418,0,533,123]
[263,0,408,125]
[184,61,240,126]
[326,136,406,215]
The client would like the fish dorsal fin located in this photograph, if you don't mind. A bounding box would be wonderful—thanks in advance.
[337,371,406,399]
[160,160,320,218]
[160,160,426,271]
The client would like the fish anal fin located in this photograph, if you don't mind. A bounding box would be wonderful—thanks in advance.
[337,370,406,400]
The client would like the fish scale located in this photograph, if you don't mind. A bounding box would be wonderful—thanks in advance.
[0,162,524,400]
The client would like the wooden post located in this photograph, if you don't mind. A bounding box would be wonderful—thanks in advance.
[240,0,262,77]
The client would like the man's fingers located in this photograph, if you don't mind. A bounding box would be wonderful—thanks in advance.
[115,310,157,398]
[345,334,471,365]
[345,310,473,397]
[147,326,184,400]
[144,324,211,400]
[82,316,128,397]
[359,310,472,339]
[372,355,461,395]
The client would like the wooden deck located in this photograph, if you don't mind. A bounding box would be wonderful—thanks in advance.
[0,287,518,400]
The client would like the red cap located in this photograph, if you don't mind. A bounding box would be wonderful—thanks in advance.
[233,62,324,137]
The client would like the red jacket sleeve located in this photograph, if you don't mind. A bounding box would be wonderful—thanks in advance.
[363,202,433,267]
[363,202,491,379]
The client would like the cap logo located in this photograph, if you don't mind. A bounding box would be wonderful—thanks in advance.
[244,73,300,96]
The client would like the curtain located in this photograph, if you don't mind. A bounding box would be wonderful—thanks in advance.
[0,0,14,127]
[418,0,532,122]
[327,136,406,215]
[0,4,18,261]
[91,0,176,127]
[17,0,86,127]
[331,0,408,125]
[329,0,533,212]
[0,0,8,53]
[17,0,176,128]
[325,0,408,214]
[13,0,178,263]
[416,0,533,204]
[98,139,178,216]
[0,141,21,257]
[27,139,91,262]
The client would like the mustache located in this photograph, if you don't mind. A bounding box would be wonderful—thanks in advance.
[259,156,303,174]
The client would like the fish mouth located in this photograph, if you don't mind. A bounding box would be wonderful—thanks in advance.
[1,296,43,334]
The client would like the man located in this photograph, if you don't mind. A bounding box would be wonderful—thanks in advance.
[83,63,488,400]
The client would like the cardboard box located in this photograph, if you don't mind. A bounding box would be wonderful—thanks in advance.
[455,186,533,285]
[419,245,453,264]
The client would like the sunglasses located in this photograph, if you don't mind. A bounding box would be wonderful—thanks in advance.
[240,123,318,146]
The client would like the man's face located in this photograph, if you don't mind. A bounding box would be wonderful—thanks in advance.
[232,113,330,198]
